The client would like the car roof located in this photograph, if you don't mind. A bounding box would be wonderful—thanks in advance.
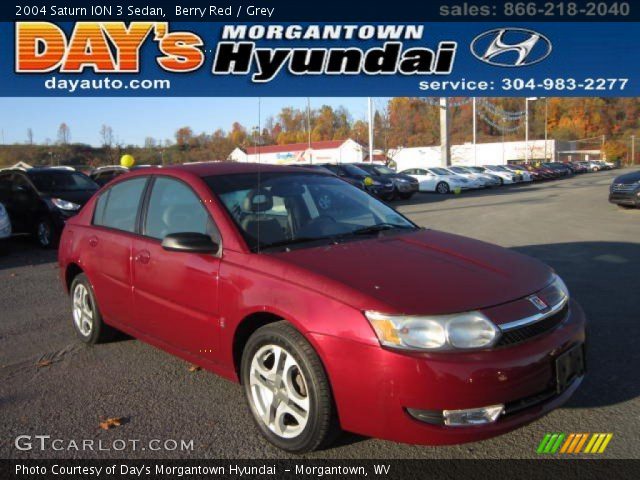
[159,162,314,177]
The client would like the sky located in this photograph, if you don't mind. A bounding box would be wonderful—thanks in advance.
[0,97,379,147]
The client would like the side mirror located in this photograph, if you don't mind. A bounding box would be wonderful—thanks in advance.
[161,233,219,254]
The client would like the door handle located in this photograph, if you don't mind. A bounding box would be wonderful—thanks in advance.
[135,250,151,265]
[88,236,98,247]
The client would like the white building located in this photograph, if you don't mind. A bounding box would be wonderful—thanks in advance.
[390,140,601,172]
[229,139,365,165]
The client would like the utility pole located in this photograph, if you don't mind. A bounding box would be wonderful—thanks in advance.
[632,135,636,165]
[525,97,539,163]
[544,98,548,161]
[367,97,374,163]
[472,97,477,166]
[440,97,451,167]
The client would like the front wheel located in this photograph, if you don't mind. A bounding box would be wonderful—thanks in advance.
[436,182,450,194]
[241,321,339,453]
[35,216,58,249]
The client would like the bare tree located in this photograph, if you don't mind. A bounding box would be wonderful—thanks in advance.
[26,128,34,145]
[57,123,70,145]
[100,124,113,147]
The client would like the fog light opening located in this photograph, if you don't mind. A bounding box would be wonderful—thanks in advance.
[443,404,504,426]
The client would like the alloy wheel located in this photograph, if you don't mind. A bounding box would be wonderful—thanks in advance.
[37,221,51,247]
[72,283,93,337]
[249,344,310,439]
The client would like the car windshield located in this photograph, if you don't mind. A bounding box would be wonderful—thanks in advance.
[372,165,396,175]
[468,167,485,173]
[206,172,416,251]
[487,166,507,171]
[429,168,451,175]
[449,167,467,174]
[341,164,370,177]
[28,171,98,193]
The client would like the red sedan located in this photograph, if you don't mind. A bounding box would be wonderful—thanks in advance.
[58,163,586,452]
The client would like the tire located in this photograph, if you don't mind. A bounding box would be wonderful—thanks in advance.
[498,177,504,186]
[70,273,116,344]
[241,321,339,453]
[436,182,450,194]
[35,216,58,249]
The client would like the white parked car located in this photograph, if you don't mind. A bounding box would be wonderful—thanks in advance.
[481,165,519,184]
[0,202,11,239]
[465,166,503,186]
[503,164,533,182]
[447,166,497,188]
[399,167,473,194]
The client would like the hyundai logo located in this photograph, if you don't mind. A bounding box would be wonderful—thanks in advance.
[470,28,552,67]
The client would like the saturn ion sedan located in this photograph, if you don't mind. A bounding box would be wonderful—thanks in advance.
[58,163,586,453]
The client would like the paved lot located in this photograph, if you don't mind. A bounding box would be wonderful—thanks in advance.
[1,168,638,459]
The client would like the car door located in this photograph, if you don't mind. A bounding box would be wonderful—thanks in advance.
[88,176,149,327]
[132,175,222,361]
[417,169,436,191]
[7,173,40,233]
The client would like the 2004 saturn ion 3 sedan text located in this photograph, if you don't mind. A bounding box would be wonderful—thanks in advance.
[58,163,586,453]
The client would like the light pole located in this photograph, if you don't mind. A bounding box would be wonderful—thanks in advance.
[472,97,477,166]
[525,97,540,164]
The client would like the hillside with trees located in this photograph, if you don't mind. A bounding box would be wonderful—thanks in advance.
[1,97,639,167]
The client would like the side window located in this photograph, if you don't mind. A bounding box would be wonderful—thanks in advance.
[95,177,147,233]
[144,177,220,243]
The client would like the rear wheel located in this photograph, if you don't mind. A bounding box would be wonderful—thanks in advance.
[436,182,450,194]
[241,321,339,453]
[70,274,116,344]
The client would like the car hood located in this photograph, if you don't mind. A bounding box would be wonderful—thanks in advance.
[47,189,97,205]
[614,171,640,184]
[268,229,552,315]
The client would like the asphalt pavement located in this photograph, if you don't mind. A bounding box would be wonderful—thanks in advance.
[1,168,638,459]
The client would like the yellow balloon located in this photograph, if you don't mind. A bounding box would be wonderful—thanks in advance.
[120,154,135,168]
[364,176,374,186]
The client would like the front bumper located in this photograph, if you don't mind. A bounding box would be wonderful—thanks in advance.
[312,299,586,445]
[396,182,419,193]
[609,190,640,206]
[367,184,395,197]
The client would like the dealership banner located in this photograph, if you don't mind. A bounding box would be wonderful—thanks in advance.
[1,15,639,96]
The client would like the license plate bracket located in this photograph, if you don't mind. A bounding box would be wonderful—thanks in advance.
[555,344,585,393]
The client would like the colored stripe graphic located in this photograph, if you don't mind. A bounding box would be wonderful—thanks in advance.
[540,433,613,454]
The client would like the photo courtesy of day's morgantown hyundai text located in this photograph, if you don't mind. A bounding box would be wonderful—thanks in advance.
[57,163,586,453]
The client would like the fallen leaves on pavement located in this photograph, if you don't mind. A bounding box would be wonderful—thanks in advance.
[36,359,52,368]
[99,417,123,430]
[188,364,201,372]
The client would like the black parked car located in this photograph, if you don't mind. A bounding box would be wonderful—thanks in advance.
[90,166,128,186]
[609,170,640,209]
[542,162,573,176]
[317,163,395,200]
[355,163,419,200]
[292,164,365,190]
[0,168,99,247]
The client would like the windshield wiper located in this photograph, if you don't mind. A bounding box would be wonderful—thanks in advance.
[351,223,416,235]
[257,235,339,251]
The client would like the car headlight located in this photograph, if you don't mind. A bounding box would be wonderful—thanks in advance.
[548,273,570,304]
[51,198,81,211]
[365,311,500,351]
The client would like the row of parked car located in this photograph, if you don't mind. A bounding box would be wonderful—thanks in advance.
[0,159,628,248]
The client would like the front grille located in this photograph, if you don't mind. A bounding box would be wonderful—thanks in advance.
[497,304,569,347]
[612,183,636,192]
